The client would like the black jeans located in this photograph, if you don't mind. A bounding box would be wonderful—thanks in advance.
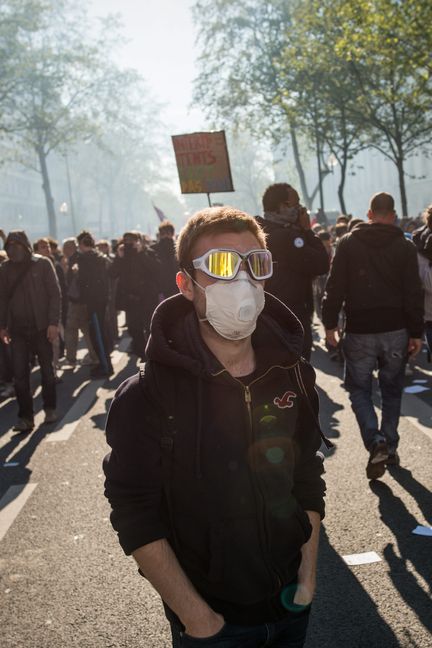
[11,328,56,420]
[126,305,152,359]
[0,338,13,383]
[88,304,112,373]
[170,609,311,647]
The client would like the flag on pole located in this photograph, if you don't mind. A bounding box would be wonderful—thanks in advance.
[152,203,166,223]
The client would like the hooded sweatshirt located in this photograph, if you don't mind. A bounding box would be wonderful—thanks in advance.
[103,293,325,625]
[322,223,424,337]
[0,231,61,331]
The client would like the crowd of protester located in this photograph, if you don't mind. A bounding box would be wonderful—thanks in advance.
[0,201,430,432]
[0,220,178,430]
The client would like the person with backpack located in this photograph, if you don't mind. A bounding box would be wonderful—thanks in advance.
[0,230,61,431]
[104,207,327,647]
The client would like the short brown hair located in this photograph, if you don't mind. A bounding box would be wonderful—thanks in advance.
[158,220,175,237]
[34,237,50,252]
[262,183,296,212]
[370,192,395,216]
[77,230,95,247]
[176,206,266,269]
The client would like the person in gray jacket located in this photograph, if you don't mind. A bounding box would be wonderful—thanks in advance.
[0,230,61,432]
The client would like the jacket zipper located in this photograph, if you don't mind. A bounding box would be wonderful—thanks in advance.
[214,363,299,593]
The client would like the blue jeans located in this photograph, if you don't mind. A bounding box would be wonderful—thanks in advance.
[343,329,408,453]
[170,609,310,647]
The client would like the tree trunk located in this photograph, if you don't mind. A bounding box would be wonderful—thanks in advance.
[37,147,57,239]
[290,124,311,208]
[338,157,347,214]
[395,155,408,217]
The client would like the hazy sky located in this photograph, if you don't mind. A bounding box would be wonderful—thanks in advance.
[90,0,205,135]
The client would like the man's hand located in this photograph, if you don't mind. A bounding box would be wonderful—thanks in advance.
[47,325,59,344]
[408,338,422,357]
[298,207,311,230]
[0,328,11,344]
[184,611,225,639]
[293,582,314,607]
[325,328,340,348]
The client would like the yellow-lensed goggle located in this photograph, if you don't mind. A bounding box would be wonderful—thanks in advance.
[192,248,273,281]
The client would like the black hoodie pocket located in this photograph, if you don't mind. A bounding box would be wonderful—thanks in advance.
[208,523,224,583]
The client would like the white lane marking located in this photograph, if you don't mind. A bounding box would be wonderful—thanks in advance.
[45,379,105,442]
[343,551,382,566]
[0,483,38,542]
[45,335,131,443]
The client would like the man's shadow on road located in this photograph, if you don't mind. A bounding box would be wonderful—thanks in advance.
[315,385,342,440]
[307,527,399,648]
[90,356,139,431]
[370,478,432,637]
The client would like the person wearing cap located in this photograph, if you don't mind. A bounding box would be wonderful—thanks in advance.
[0,230,61,431]
[104,206,327,647]
[257,184,330,360]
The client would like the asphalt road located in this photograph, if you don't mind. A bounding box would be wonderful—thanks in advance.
[1,330,431,648]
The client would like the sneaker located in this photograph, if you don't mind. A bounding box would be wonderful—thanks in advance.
[44,409,58,424]
[0,383,15,398]
[62,360,77,369]
[386,452,400,466]
[12,418,34,433]
[366,440,389,480]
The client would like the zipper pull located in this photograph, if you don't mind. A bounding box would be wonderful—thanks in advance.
[244,386,251,404]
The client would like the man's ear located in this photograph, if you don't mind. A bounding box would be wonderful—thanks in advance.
[367,210,373,222]
[176,271,194,302]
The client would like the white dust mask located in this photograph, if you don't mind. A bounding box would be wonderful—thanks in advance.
[198,271,265,340]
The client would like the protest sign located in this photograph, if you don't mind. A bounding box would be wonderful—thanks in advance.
[172,131,234,196]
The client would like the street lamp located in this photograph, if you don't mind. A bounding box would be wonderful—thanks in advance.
[59,202,68,215]
[327,153,338,173]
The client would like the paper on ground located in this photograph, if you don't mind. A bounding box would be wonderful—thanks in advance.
[413,379,428,384]
[404,385,430,394]
[343,551,382,566]
[412,525,432,537]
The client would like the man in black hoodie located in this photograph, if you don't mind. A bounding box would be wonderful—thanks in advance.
[152,220,179,299]
[257,183,330,360]
[104,207,327,647]
[322,192,424,479]
[110,231,161,359]
[0,230,61,431]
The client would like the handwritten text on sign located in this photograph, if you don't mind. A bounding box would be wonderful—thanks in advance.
[172,131,234,194]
